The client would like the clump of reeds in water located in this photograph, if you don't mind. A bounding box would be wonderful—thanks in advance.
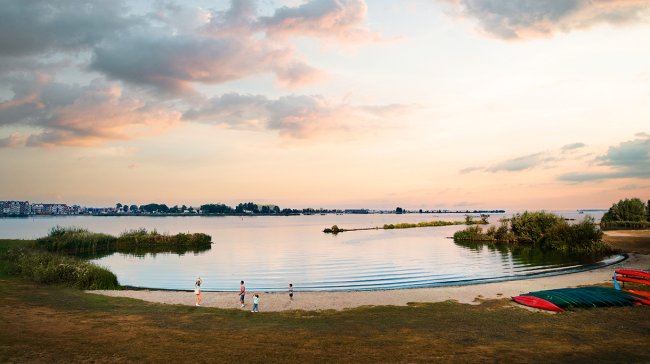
[36,226,116,255]
[35,226,212,257]
[116,228,212,255]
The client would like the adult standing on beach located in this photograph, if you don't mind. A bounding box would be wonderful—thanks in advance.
[289,283,294,301]
[195,277,202,306]
[239,280,246,308]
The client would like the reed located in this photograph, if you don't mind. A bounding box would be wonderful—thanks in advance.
[35,226,212,256]
[2,247,119,289]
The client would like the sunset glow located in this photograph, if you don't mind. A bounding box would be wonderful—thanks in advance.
[1,0,649,210]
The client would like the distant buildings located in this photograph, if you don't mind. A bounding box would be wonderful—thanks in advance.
[1,201,30,215]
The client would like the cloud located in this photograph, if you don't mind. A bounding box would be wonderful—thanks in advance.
[2,1,374,95]
[459,166,482,174]
[0,77,181,146]
[445,0,650,40]
[260,0,380,42]
[0,1,136,57]
[558,134,650,182]
[184,93,410,138]
[561,142,586,152]
[486,152,547,172]
[90,34,323,93]
[0,134,25,148]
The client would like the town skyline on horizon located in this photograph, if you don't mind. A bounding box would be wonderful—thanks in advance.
[1,1,649,210]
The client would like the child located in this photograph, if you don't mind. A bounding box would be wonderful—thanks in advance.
[289,283,294,301]
[195,277,202,306]
[251,294,259,312]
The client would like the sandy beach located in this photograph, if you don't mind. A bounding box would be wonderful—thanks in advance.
[91,231,650,312]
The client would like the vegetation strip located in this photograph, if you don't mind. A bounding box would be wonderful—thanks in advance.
[324,216,488,234]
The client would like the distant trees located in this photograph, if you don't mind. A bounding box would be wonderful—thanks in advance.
[139,203,169,213]
[396,207,403,214]
[200,204,233,214]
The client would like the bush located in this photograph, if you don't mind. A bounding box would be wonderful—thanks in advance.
[453,212,611,253]
[3,247,119,289]
[601,198,648,223]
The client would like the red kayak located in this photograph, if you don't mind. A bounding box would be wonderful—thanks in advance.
[615,276,650,285]
[512,295,564,312]
[615,269,650,280]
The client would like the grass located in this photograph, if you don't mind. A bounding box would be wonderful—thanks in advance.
[0,240,119,290]
[0,275,649,363]
[35,226,212,257]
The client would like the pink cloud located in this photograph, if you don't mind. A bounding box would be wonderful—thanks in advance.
[261,0,381,42]
[184,93,414,139]
[2,78,181,147]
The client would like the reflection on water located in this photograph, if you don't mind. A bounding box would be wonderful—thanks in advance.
[0,211,622,291]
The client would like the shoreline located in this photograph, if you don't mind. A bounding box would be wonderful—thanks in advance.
[90,251,650,312]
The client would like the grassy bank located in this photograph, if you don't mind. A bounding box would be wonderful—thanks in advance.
[0,276,649,363]
[0,239,119,290]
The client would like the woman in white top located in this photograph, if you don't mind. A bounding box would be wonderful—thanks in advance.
[195,277,203,306]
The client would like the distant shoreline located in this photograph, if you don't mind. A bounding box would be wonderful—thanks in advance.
[1,210,508,218]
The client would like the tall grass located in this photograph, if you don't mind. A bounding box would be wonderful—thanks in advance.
[2,247,119,289]
[35,226,212,256]
[36,226,116,255]
[383,221,466,229]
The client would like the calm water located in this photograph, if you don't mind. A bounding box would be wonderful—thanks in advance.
[0,211,622,291]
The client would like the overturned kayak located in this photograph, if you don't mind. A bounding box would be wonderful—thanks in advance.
[513,287,649,311]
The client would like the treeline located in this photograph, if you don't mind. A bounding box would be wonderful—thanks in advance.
[453,212,611,253]
[113,202,333,215]
[600,197,650,230]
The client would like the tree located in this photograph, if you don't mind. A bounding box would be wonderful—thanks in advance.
[396,207,403,214]
[130,205,139,213]
[601,198,647,222]
[116,203,122,210]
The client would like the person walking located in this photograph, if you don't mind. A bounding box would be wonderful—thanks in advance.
[194,276,202,306]
[251,294,260,312]
[239,280,246,308]
[289,283,294,301]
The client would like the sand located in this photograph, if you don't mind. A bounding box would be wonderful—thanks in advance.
[89,252,650,312]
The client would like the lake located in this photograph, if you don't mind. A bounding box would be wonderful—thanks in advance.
[0,211,622,291]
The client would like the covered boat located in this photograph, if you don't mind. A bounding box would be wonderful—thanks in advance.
[513,286,649,311]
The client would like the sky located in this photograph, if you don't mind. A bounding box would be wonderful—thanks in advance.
[1,0,649,210]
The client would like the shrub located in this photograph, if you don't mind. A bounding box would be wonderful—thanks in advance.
[601,198,648,223]
[453,212,611,253]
